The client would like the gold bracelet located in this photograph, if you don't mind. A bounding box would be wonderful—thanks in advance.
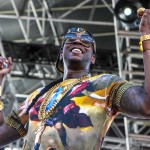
[139,34,150,52]
[140,34,150,41]
[139,41,143,52]
[0,100,4,111]
[5,113,27,137]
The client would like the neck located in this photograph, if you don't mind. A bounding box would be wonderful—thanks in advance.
[63,69,89,80]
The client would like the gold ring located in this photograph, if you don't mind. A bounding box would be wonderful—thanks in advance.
[137,7,145,16]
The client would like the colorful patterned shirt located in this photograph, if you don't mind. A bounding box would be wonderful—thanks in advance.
[15,74,134,150]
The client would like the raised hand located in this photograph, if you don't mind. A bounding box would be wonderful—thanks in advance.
[0,57,12,81]
[137,8,150,35]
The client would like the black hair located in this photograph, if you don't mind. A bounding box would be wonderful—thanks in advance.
[26,78,63,114]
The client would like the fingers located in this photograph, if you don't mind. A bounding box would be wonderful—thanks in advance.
[137,7,145,19]
[137,8,150,22]
[0,56,7,69]
[137,8,150,35]
[0,56,13,76]
[0,57,12,70]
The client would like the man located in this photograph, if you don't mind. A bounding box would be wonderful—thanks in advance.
[0,8,150,150]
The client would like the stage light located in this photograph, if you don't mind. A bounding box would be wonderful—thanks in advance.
[114,0,142,28]
[124,7,132,16]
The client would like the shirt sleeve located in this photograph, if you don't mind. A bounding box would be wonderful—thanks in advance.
[109,80,136,112]
[96,74,137,114]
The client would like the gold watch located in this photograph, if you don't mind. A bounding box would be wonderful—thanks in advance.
[0,101,4,111]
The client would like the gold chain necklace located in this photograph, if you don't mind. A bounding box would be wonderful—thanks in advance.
[38,76,89,121]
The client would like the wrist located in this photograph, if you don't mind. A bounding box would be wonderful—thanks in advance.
[139,34,150,52]
[142,40,150,50]
[5,112,27,137]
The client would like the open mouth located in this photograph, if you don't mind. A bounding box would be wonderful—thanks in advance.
[70,48,83,53]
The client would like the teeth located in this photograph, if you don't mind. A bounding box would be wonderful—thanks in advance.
[71,49,82,53]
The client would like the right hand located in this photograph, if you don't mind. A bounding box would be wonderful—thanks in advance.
[137,8,150,35]
[0,57,12,80]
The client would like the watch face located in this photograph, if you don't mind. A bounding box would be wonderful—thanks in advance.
[0,101,4,111]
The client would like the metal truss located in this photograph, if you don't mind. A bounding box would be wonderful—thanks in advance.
[0,0,149,150]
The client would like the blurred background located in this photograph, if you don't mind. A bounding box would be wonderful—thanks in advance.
[0,0,150,149]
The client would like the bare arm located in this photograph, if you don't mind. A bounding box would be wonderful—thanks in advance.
[119,9,150,119]
[0,108,29,148]
[0,119,22,148]
[0,57,28,148]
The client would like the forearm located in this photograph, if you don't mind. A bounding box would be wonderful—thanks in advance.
[139,9,150,93]
[0,57,21,147]
[0,123,21,148]
[0,107,19,148]
[0,111,28,148]
[143,41,150,93]
[0,88,21,147]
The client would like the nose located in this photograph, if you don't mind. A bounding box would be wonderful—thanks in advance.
[72,38,83,45]
[72,41,83,47]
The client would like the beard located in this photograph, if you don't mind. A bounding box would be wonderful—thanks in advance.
[64,56,91,71]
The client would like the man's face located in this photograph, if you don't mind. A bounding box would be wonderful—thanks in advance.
[61,32,95,70]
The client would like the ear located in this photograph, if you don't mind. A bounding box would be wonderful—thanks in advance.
[91,54,96,64]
